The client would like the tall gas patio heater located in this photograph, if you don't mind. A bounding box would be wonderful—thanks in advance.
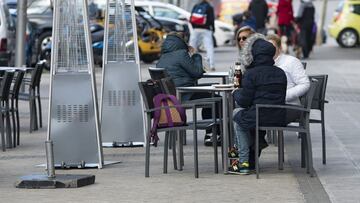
[100,0,144,147]
[47,0,103,168]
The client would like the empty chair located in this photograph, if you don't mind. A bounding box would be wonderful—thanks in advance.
[308,74,328,164]
[19,62,45,132]
[255,79,318,178]
[0,71,15,151]
[10,70,25,147]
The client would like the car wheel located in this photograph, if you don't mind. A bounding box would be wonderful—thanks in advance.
[37,31,52,56]
[338,29,358,48]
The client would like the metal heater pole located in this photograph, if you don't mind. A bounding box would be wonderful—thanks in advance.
[45,140,55,178]
[15,0,27,67]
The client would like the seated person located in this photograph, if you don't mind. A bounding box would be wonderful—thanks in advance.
[156,32,219,146]
[267,34,310,122]
[231,34,287,174]
[236,26,255,52]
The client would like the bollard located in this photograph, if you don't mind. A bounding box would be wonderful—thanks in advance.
[45,140,55,178]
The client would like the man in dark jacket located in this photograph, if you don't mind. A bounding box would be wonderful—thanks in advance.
[248,0,268,34]
[156,32,220,146]
[157,32,204,91]
[230,33,287,174]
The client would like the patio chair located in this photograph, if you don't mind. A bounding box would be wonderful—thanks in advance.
[308,74,328,164]
[148,67,169,80]
[255,79,318,179]
[302,62,307,70]
[139,80,211,178]
[0,71,15,151]
[19,61,45,132]
[160,77,222,173]
[9,70,25,147]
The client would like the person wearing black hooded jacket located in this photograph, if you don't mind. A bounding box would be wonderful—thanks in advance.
[230,33,287,174]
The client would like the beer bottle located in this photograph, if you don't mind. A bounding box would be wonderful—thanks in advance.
[234,62,242,88]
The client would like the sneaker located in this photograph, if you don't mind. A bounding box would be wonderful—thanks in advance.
[204,134,212,146]
[228,147,239,159]
[239,162,250,175]
[228,160,241,175]
[204,134,221,147]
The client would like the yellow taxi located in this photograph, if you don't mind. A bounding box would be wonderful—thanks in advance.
[328,0,360,48]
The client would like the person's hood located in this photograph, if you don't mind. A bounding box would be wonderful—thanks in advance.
[239,33,275,68]
[161,35,188,54]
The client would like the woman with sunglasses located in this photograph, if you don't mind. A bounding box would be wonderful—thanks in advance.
[236,26,255,50]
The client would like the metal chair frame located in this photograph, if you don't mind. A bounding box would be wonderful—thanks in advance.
[139,81,214,178]
[0,71,15,151]
[255,79,318,179]
[308,74,328,164]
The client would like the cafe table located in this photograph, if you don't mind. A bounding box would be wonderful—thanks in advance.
[202,71,229,84]
[177,84,236,174]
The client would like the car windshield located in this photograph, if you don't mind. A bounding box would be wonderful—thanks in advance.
[28,0,51,15]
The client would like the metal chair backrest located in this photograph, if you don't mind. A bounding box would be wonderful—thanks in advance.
[302,62,307,70]
[303,79,318,113]
[308,75,328,110]
[12,71,25,99]
[31,63,44,88]
[160,77,177,96]
[148,67,169,80]
[0,71,15,100]
[138,80,165,111]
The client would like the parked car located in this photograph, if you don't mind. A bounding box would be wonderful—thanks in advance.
[328,0,360,48]
[115,0,235,47]
[0,0,15,66]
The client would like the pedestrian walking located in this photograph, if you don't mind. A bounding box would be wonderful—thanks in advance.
[189,0,216,71]
[248,0,268,34]
[276,0,294,53]
[229,34,287,174]
[296,0,315,59]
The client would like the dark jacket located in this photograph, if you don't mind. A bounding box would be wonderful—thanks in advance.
[249,0,268,30]
[156,34,204,88]
[191,1,215,32]
[233,34,287,129]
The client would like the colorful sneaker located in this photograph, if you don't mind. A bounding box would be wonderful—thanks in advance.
[239,162,250,175]
[228,160,241,175]
[228,147,239,159]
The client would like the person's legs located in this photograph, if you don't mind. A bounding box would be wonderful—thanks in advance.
[202,30,215,70]
[189,29,200,50]
[233,122,251,174]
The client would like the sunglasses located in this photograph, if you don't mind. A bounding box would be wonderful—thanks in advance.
[237,36,247,42]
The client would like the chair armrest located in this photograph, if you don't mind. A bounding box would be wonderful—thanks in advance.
[255,104,309,113]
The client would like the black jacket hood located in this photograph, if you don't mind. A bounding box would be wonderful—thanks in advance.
[239,33,275,68]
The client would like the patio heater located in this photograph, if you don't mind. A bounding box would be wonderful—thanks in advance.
[100,0,144,147]
[47,0,103,168]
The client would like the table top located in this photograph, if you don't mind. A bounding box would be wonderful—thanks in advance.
[203,71,228,77]
[177,85,235,92]
[0,67,34,71]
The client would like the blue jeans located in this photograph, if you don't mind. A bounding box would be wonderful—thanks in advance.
[233,108,250,163]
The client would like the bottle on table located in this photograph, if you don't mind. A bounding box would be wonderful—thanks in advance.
[234,62,242,88]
